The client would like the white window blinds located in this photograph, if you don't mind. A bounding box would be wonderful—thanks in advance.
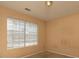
[7,17,38,49]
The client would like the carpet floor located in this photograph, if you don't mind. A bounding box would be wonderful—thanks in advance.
[27,51,72,58]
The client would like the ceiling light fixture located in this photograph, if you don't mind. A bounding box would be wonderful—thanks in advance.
[45,1,53,7]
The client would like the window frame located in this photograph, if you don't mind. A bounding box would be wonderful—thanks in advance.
[7,17,38,49]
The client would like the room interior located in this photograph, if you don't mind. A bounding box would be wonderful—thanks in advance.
[0,1,79,58]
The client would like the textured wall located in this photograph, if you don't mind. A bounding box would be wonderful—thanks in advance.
[46,13,79,57]
[0,5,46,57]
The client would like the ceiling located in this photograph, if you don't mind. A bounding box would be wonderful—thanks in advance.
[0,1,79,21]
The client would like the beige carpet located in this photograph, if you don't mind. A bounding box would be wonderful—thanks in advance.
[27,51,72,58]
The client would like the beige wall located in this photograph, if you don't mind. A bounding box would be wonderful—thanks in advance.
[0,5,46,57]
[1,4,79,58]
[46,13,79,57]
[0,17,2,57]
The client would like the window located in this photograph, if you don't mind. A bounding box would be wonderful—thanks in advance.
[7,18,38,49]
[25,22,38,46]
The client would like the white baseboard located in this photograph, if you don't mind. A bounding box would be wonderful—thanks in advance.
[22,51,44,58]
[47,49,78,58]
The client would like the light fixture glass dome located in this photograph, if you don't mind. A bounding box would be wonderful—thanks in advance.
[45,1,53,7]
